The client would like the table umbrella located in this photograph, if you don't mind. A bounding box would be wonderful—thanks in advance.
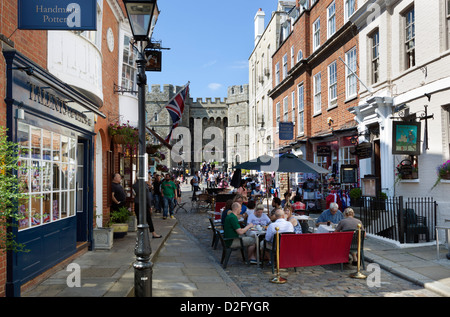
[233,153,329,174]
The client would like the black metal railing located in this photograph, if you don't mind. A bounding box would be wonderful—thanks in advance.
[357,196,437,244]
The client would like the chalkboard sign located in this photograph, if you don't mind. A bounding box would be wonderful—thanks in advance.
[340,165,358,184]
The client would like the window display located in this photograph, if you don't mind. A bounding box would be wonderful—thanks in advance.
[17,123,77,231]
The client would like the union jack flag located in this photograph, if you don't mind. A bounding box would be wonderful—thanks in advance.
[165,83,189,142]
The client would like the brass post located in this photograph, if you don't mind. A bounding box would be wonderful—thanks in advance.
[350,223,366,279]
[270,227,287,284]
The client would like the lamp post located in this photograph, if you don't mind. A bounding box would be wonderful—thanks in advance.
[123,0,157,297]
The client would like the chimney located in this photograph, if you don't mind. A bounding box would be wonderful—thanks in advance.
[254,8,265,47]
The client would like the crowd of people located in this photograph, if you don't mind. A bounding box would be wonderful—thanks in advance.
[219,181,364,266]
[111,167,364,267]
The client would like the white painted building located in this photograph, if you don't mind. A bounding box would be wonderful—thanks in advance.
[248,2,296,160]
[350,0,450,226]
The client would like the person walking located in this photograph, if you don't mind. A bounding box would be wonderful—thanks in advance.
[191,171,200,201]
[161,173,178,219]
[132,175,162,239]
[152,174,163,213]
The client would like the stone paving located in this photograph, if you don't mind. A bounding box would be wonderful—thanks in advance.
[172,194,440,297]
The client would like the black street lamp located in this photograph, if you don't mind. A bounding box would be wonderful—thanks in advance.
[123,0,157,297]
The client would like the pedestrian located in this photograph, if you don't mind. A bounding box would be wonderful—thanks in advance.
[191,171,200,201]
[111,173,126,212]
[132,176,162,239]
[161,173,177,219]
[152,174,163,213]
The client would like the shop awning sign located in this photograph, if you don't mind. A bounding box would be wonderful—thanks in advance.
[18,0,97,30]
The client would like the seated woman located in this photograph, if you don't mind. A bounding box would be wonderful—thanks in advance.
[281,191,292,208]
[284,206,302,234]
[221,199,234,226]
[335,208,365,266]
[236,179,248,202]
[292,194,306,212]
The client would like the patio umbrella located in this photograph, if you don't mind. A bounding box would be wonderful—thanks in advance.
[275,153,330,174]
[233,153,329,174]
[232,155,273,171]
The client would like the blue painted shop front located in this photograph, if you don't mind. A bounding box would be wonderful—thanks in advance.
[3,50,103,297]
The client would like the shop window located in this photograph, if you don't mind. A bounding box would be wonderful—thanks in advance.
[17,123,77,231]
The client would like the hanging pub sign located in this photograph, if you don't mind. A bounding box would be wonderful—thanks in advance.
[355,142,372,159]
[279,122,294,140]
[18,0,97,30]
[145,50,162,72]
[392,121,421,155]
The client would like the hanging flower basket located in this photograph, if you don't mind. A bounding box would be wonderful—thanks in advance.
[108,121,138,145]
[146,144,162,154]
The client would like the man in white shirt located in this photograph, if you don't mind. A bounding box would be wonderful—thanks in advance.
[264,209,294,245]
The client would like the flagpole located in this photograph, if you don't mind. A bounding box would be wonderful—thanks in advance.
[147,81,190,124]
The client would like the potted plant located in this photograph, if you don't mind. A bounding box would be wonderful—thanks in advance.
[432,160,450,189]
[93,221,114,250]
[109,206,131,238]
[108,121,138,145]
[349,188,362,207]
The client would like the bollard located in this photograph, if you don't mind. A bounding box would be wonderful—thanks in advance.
[350,223,367,279]
[270,227,287,284]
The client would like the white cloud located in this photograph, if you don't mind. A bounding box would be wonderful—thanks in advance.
[208,83,222,91]
[202,60,217,68]
[231,60,248,69]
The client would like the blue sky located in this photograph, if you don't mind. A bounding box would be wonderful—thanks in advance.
[149,0,278,99]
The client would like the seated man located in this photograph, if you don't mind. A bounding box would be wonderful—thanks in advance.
[316,202,344,226]
[251,184,264,197]
[223,202,257,264]
[247,204,271,227]
[263,209,294,250]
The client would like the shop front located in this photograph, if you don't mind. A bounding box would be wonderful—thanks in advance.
[309,128,359,191]
[3,50,104,296]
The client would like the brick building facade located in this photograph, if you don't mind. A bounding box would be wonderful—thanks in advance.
[0,0,129,297]
[269,0,359,186]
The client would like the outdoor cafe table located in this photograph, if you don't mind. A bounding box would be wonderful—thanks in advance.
[316,224,335,233]
[245,228,266,265]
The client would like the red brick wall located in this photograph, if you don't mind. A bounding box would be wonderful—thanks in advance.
[0,0,48,298]
[272,0,359,159]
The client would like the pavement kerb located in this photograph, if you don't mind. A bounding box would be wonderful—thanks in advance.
[364,251,450,297]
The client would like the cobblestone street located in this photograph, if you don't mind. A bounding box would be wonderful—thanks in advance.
[172,190,440,297]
